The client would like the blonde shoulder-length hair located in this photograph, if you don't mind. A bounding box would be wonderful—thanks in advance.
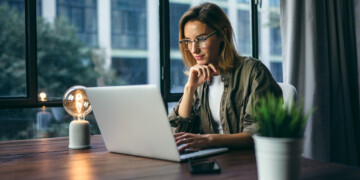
[179,2,242,72]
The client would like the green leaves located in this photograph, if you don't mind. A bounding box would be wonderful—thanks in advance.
[254,93,314,138]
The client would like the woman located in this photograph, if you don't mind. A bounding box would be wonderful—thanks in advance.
[169,3,282,151]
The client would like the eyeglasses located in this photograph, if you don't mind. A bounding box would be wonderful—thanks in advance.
[179,31,217,50]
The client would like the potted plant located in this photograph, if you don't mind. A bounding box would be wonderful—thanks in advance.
[253,93,313,180]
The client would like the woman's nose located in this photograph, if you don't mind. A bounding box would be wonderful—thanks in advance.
[190,42,200,53]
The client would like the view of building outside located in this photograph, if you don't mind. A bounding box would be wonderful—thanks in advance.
[0,0,283,141]
[258,0,282,82]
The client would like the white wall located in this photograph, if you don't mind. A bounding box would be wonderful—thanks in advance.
[98,0,111,69]
[147,0,160,87]
[42,0,56,23]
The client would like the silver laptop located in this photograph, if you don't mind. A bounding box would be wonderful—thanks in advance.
[85,85,228,162]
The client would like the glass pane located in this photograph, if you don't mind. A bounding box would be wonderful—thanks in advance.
[258,0,283,82]
[237,0,251,56]
[0,107,100,141]
[38,0,159,100]
[111,0,147,49]
[167,102,178,115]
[169,1,189,93]
[169,0,251,93]
[57,0,98,47]
[0,0,26,97]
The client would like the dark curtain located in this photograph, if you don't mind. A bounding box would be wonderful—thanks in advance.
[280,0,360,166]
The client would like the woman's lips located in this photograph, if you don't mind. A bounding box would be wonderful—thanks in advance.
[195,55,204,60]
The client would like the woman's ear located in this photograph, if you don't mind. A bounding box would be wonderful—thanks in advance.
[222,27,228,39]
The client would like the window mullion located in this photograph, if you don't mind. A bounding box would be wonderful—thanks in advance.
[160,0,171,109]
[25,0,38,104]
[251,0,259,58]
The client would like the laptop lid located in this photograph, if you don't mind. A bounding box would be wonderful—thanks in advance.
[86,85,181,161]
[86,85,227,162]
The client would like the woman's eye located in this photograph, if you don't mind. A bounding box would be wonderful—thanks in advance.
[197,37,206,41]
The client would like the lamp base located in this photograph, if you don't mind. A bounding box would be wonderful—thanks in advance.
[69,119,91,149]
[69,144,91,149]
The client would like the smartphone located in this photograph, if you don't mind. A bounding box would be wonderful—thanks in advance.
[188,159,221,174]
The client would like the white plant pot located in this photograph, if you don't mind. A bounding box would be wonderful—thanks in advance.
[253,135,303,180]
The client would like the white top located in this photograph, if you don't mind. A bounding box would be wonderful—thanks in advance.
[208,75,224,134]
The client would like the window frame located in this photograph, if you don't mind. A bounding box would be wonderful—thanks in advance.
[0,0,261,110]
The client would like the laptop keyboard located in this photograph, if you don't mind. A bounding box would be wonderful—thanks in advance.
[180,149,198,155]
[179,147,229,161]
[178,144,199,155]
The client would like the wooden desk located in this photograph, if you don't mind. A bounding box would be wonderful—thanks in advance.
[0,135,359,180]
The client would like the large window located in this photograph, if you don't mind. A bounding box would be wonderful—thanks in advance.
[0,0,158,140]
[0,0,283,141]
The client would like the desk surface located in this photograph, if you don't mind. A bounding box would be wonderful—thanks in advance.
[0,135,359,180]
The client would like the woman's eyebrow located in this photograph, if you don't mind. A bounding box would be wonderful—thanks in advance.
[184,33,208,39]
[196,33,207,37]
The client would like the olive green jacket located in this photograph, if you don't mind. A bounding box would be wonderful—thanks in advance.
[168,57,282,135]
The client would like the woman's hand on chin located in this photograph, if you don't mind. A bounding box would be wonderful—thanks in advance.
[186,63,219,89]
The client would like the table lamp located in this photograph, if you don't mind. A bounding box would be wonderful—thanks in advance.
[63,85,92,149]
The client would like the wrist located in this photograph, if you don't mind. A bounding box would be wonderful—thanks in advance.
[184,84,197,93]
[206,134,215,147]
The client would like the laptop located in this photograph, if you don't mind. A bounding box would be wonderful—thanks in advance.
[85,85,228,162]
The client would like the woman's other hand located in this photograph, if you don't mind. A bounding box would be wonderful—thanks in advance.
[174,132,213,151]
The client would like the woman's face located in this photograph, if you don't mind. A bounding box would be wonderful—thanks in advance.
[183,20,223,66]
